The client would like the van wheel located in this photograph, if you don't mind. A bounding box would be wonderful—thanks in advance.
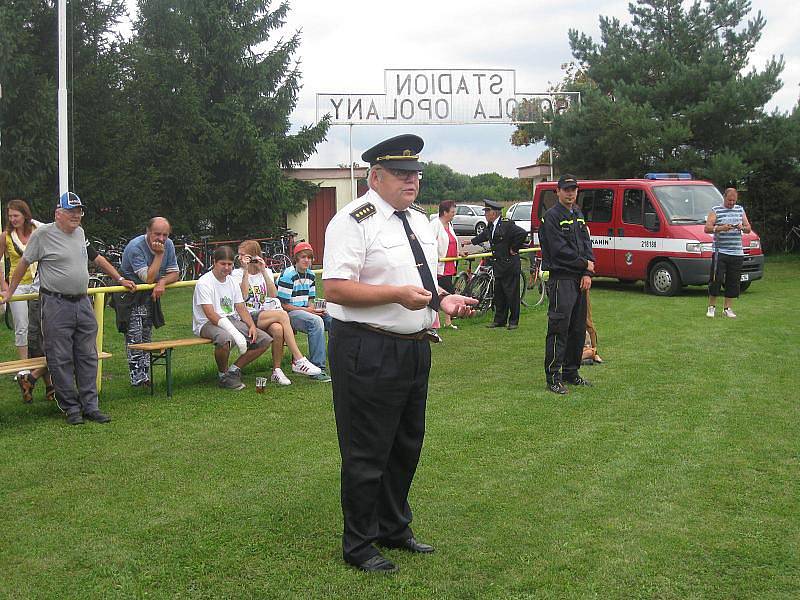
[649,262,681,296]
[739,281,751,292]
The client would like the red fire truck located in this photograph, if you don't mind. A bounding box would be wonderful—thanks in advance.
[530,174,764,296]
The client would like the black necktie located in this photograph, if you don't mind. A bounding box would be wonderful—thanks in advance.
[394,210,440,311]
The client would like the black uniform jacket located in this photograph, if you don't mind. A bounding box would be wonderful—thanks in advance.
[471,218,528,276]
[539,202,595,280]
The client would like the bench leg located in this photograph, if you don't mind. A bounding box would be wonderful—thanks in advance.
[165,348,173,398]
[149,353,155,397]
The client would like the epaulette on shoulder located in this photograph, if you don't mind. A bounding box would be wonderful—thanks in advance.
[409,203,426,214]
[350,202,376,223]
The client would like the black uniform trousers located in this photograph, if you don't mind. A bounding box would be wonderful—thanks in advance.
[544,278,587,384]
[329,319,430,565]
[493,271,521,326]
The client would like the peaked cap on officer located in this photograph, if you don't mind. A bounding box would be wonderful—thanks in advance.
[361,134,425,172]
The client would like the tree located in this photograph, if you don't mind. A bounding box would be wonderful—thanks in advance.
[512,0,784,184]
[416,162,527,206]
[127,0,328,237]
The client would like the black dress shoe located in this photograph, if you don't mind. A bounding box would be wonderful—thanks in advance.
[84,410,112,423]
[507,323,518,330]
[486,322,505,328]
[66,412,84,425]
[565,376,592,387]
[353,554,398,573]
[547,381,568,395]
[379,537,435,554]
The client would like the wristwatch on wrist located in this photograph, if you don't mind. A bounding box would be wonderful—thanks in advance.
[117,276,124,282]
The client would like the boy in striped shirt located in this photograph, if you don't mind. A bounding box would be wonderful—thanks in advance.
[277,242,332,381]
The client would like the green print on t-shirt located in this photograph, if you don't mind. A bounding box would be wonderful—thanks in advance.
[220,296,234,314]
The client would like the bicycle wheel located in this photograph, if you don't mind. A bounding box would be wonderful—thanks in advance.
[468,274,493,313]
[787,231,798,253]
[519,272,528,307]
[453,271,470,295]
[178,251,194,280]
[271,253,292,272]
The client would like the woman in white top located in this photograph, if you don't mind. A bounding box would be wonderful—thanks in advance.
[231,240,320,385]
[430,200,460,329]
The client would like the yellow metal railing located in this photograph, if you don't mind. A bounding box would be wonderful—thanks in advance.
[3,246,540,391]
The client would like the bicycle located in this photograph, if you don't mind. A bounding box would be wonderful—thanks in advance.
[456,244,528,314]
[785,224,800,253]
[520,251,547,307]
[176,236,213,280]
[260,229,298,272]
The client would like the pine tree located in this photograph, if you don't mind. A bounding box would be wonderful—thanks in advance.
[512,0,784,185]
[127,0,329,237]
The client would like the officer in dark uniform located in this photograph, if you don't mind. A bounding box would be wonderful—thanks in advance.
[539,174,595,394]
[323,134,476,573]
[468,199,528,329]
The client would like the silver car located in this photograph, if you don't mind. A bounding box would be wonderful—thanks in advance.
[451,204,487,235]
[506,201,532,234]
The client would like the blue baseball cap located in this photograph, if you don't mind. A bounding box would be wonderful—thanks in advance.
[57,192,83,210]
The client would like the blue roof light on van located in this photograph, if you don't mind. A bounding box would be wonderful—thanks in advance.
[645,172,693,180]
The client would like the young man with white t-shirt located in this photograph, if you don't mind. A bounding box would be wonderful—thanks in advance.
[192,245,270,391]
[230,240,321,385]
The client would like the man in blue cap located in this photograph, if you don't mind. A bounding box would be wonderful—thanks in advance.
[323,134,477,573]
[2,193,123,424]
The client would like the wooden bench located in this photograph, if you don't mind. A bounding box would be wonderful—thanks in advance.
[0,352,113,376]
[128,338,211,397]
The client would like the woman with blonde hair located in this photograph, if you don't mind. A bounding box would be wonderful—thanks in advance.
[1,199,42,358]
[230,240,321,385]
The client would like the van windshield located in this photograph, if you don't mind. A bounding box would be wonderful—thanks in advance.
[653,184,724,224]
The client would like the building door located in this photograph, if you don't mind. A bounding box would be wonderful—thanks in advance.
[307,187,337,263]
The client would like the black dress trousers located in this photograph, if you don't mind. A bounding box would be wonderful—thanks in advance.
[328,319,431,565]
[544,278,587,384]
[493,270,521,326]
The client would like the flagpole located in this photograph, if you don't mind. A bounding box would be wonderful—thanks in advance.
[57,0,69,197]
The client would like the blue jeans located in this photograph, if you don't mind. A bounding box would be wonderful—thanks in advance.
[289,310,332,370]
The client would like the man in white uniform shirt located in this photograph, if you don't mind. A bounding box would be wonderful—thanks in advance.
[323,134,476,573]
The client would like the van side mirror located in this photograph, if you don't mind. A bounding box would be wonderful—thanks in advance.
[644,212,659,231]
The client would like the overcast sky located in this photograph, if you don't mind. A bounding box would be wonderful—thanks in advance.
[122,0,798,177]
[277,0,798,177]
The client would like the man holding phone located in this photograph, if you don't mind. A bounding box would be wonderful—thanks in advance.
[705,188,752,318]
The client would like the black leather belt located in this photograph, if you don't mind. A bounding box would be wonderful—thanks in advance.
[339,320,441,343]
[40,288,87,302]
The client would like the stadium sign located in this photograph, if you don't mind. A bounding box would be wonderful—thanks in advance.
[317,69,578,125]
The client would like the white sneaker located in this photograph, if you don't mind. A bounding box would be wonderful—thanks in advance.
[706,306,715,318]
[291,357,322,377]
[723,308,737,319]
[271,368,292,386]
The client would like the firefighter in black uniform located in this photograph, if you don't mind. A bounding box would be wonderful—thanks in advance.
[467,199,528,329]
[539,175,595,394]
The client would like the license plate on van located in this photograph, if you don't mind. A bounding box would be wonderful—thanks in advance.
[740,273,749,282]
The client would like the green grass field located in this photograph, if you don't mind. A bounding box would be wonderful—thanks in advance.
[1,257,798,598]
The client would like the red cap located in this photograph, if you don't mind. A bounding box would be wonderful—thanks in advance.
[293,241,314,256]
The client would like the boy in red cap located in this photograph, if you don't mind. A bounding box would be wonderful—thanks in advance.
[277,242,332,381]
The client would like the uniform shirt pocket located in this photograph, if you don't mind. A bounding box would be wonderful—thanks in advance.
[380,235,412,267]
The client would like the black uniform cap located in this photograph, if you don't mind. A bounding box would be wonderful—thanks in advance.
[362,134,425,171]
[557,174,579,189]
[483,199,503,211]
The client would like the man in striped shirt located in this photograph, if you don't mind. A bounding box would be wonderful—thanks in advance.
[277,242,332,381]
[704,188,752,318]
